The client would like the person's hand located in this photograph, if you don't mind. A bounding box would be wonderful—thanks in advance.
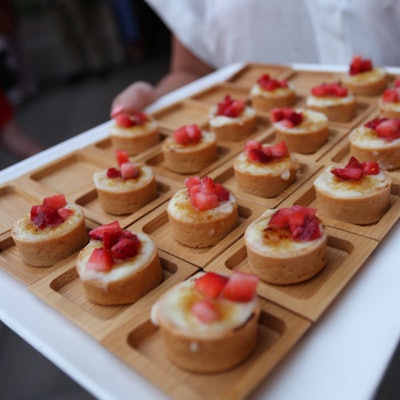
[110,81,157,117]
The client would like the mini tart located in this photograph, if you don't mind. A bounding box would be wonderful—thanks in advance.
[233,151,298,197]
[12,203,88,267]
[250,82,296,112]
[314,166,391,225]
[306,92,356,122]
[273,109,329,154]
[245,209,328,285]
[162,131,218,173]
[110,115,159,155]
[209,105,257,142]
[151,275,260,373]
[379,98,400,119]
[167,188,238,248]
[76,232,162,305]
[93,165,157,215]
[349,125,400,170]
[342,67,388,96]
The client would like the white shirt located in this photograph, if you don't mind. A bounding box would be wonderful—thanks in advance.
[145,0,400,68]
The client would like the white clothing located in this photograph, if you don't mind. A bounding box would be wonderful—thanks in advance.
[145,0,400,68]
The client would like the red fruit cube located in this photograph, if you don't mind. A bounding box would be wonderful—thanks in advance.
[382,89,398,103]
[191,299,219,323]
[247,148,271,163]
[120,161,139,179]
[214,183,230,201]
[221,271,259,302]
[111,235,140,260]
[173,126,190,145]
[43,194,67,210]
[89,221,123,241]
[244,139,262,155]
[185,124,202,142]
[195,272,229,298]
[131,112,148,125]
[115,149,130,166]
[361,161,380,175]
[106,167,122,178]
[57,207,73,221]
[185,176,201,189]
[216,95,245,118]
[192,191,219,210]
[375,119,400,141]
[102,229,122,249]
[269,141,289,158]
[114,112,133,128]
[331,166,363,180]
[86,248,114,272]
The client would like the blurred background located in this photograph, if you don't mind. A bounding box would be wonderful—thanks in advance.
[0,0,170,169]
[0,1,170,398]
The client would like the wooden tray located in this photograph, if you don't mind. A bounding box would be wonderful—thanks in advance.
[0,63,398,399]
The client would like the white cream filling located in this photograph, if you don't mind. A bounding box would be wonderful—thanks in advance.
[306,94,355,107]
[273,108,328,133]
[76,232,155,285]
[163,130,216,152]
[209,106,256,127]
[93,165,154,192]
[110,119,158,137]
[314,166,389,198]
[345,68,387,84]
[167,188,236,222]
[250,82,295,97]
[349,126,400,149]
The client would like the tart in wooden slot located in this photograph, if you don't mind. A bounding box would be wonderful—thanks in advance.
[314,156,391,225]
[245,205,328,285]
[110,110,159,155]
[233,140,298,197]
[12,194,88,267]
[162,124,217,173]
[250,74,296,112]
[76,221,163,305]
[342,55,388,96]
[306,81,356,122]
[93,149,157,215]
[349,117,400,170]
[151,270,260,373]
[270,107,329,154]
[167,176,238,248]
[379,78,400,118]
[209,95,257,141]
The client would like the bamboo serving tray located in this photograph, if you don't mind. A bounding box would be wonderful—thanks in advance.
[1,63,400,399]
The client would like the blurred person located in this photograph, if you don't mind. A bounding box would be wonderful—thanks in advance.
[111,0,400,116]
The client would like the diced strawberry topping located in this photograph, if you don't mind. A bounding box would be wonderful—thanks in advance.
[115,149,130,166]
[43,194,67,210]
[185,176,231,210]
[310,82,348,97]
[349,55,373,76]
[270,107,303,127]
[114,112,149,128]
[111,235,141,260]
[173,124,202,145]
[30,195,72,229]
[195,272,229,299]
[245,140,289,163]
[331,156,380,181]
[120,161,139,179]
[364,118,400,141]
[221,271,259,303]
[191,299,219,323]
[89,221,123,241]
[382,88,400,103]
[257,74,288,91]
[106,167,122,178]
[86,248,114,272]
[216,95,245,118]
[268,205,321,241]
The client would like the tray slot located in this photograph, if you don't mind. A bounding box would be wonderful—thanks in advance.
[29,251,200,339]
[206,226,377,321]
[102,298,310,400]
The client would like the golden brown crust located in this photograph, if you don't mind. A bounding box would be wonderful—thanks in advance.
[209,115,257,142]
[274,125,329,154]
[251,91,296,112]
[233,158,298,197]
[162,137,218,174]
[110,126,159,155]
[246,235,328,285]
[12,217,88,267]
[96,175,157,215]
[157,308,260,373]
[80,250,163,305]
[342,73,388,96]
[307,99,356,123]
[168,205,239,248]
[315,180,391,225]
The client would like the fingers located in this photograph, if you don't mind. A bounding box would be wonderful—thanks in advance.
[110,81,157,117]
